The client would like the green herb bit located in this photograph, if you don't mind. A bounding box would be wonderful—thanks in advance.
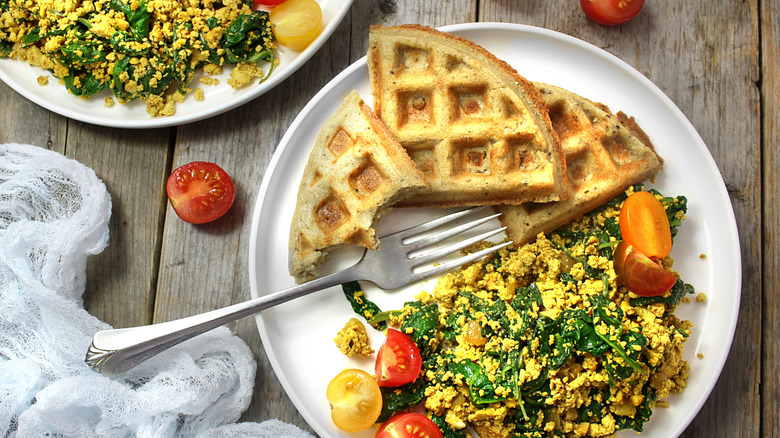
[340,281,386,330]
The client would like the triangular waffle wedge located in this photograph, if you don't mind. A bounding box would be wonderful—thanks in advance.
[496,83,663,244]
[367,24,567,207]
[288,90,428,283]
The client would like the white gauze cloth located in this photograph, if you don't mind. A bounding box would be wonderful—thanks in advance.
[0,144,312,438]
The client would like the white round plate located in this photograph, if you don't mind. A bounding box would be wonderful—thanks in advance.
[0,0,353,128]
[248,23,741,438]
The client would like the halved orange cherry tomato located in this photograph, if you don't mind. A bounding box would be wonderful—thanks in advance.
[375,329,422,387]
[326,369,382,432]
[269,0,322,50]
[619,191,672,259]
[613,241,677,296]
[580,0,645,26]
[166,161,235,224]
[376,413,443,438]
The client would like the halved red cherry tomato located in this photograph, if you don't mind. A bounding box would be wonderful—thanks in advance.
[619,191,672,259]
[375,329,422,387]
[166,161,235,224]
[269,0,322,50]
[376,413,443,438]
[326,369,383,432]
[580,0,645,25]
[253,0,287,6]
[613,241,677,296]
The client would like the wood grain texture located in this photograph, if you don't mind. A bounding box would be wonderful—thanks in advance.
[69,124,173,329]
[0,0,770,435]
[0,81,67,152]
[761,0,779,436]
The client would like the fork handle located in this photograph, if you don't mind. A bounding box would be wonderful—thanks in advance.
[86,266,358,378]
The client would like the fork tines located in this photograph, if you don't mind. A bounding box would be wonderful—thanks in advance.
[394,207,513,282]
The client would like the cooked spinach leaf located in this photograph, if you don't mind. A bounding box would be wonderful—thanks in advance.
[629,278,694,307]
[341,281,385,330]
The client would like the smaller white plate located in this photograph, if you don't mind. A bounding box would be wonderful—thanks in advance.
[0,0,352,128]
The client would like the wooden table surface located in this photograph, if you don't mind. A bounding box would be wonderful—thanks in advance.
[0,0,774,436]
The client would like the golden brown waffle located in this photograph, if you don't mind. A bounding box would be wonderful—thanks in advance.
[367,24,567,207]
[496,83,663,244]
[288,90,428,283]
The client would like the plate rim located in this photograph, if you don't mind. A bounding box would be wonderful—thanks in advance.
[247,21,742,438]
[0,0,354,128]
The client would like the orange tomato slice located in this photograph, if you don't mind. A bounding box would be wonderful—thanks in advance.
[614,241,677,296]
[619,191,673,259]
[269,0,322,50]
[326,368,382,432]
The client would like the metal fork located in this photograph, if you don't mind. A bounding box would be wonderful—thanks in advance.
[85,207,511,377]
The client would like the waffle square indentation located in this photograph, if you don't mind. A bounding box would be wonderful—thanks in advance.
[507,134,545,172]
[328,128,354,158]
[453,138,490,175]
[403,140,438,176]
[315,195,349,232]
[397,89,434,126]
[449,85,488,121]
[603,135,632,165]
[349,159,386,197]
[394,44,431,73]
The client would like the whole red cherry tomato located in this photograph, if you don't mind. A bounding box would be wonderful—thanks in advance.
[580,0,645,26]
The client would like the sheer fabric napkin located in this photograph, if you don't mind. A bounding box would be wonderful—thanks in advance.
[0,143,312,438]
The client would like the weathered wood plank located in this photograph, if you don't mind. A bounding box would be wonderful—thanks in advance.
[0,81,67,152]
[761,0,779,436]
[67,124,173,329]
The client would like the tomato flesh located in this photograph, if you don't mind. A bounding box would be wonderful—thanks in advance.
[580,0,645,25]
[376,413,443,438]
[326,369,382,432]
[619,190,672,259]
[166,161,235,224]
[613,241,677,296]
[375,329,422,387]
[269,0,322,50]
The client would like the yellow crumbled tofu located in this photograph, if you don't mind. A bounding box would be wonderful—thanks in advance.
[37,75,49,85]
[227,62,265,88]
[334,318,374,358]
[696,292,707,303]
[377,187,694,437]
[200,76,220,86]
[0,0,276,116]
[104,97,114,107]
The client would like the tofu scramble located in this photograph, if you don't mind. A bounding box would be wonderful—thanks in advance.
[341,187,695,437]
[0,0,275,116]
[335,318,374,359]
